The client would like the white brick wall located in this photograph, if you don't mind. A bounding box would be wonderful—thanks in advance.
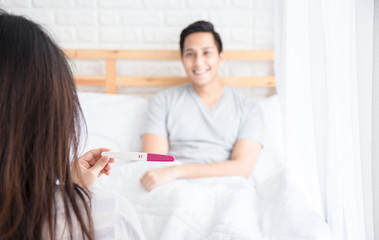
[1,0,275,100]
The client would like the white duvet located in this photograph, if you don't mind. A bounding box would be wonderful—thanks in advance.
[97,161,262,240]
[79,92,332,240]
[96,161,332,240]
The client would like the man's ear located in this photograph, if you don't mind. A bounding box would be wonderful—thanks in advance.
[219,52,225,64]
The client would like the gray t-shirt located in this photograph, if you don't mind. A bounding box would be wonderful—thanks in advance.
[143,83,264,164]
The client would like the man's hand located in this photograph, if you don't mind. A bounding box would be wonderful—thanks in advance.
[72,148,115,189]
[140,166,179,191]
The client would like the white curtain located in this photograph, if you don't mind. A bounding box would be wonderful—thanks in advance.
[373,1,379,238]
[275,0,374,239]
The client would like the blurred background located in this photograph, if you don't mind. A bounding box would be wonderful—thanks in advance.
[1,0,275,100]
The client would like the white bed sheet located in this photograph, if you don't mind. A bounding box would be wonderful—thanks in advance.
[78,92,332,240]
[96,160,332,240]
[97,161,262,239]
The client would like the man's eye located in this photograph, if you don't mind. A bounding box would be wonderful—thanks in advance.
[185,53,194,57]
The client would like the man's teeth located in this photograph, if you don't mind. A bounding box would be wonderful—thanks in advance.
[194,69,208,74]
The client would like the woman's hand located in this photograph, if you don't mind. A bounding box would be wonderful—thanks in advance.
[72,148,115,189]
[140,166,179,191]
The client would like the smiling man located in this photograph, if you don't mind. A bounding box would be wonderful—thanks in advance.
[140,21,264,191]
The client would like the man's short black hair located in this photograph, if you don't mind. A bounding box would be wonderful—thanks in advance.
[179,20,223,56]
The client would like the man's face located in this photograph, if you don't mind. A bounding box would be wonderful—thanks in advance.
[181,32,224,87]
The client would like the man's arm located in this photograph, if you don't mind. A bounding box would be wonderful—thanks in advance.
[140,139,262,191]
[141,133,169,154]
[176,139,261,179]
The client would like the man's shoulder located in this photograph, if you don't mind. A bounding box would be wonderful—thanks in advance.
[226,87,251,104]
[226,87,261,112]
[152,83,191,102]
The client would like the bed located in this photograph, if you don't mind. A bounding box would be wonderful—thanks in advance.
[68,49,332,239]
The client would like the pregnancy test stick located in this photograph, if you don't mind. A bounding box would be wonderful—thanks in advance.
[101,152,175,162]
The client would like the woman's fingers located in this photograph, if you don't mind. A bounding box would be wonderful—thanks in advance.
[80,160,91,169]
[80,148,112,166]
[83,148,110,160]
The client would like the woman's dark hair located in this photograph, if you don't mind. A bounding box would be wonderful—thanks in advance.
[179,20,223,55]
[0,13,93,239]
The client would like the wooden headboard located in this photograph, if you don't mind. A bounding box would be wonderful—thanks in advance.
[64,49,275,94]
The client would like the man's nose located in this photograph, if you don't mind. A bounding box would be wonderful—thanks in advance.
[194,55,204,66]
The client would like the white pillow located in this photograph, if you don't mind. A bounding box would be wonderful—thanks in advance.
[251,95,285,184]
[78,92,149,153]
